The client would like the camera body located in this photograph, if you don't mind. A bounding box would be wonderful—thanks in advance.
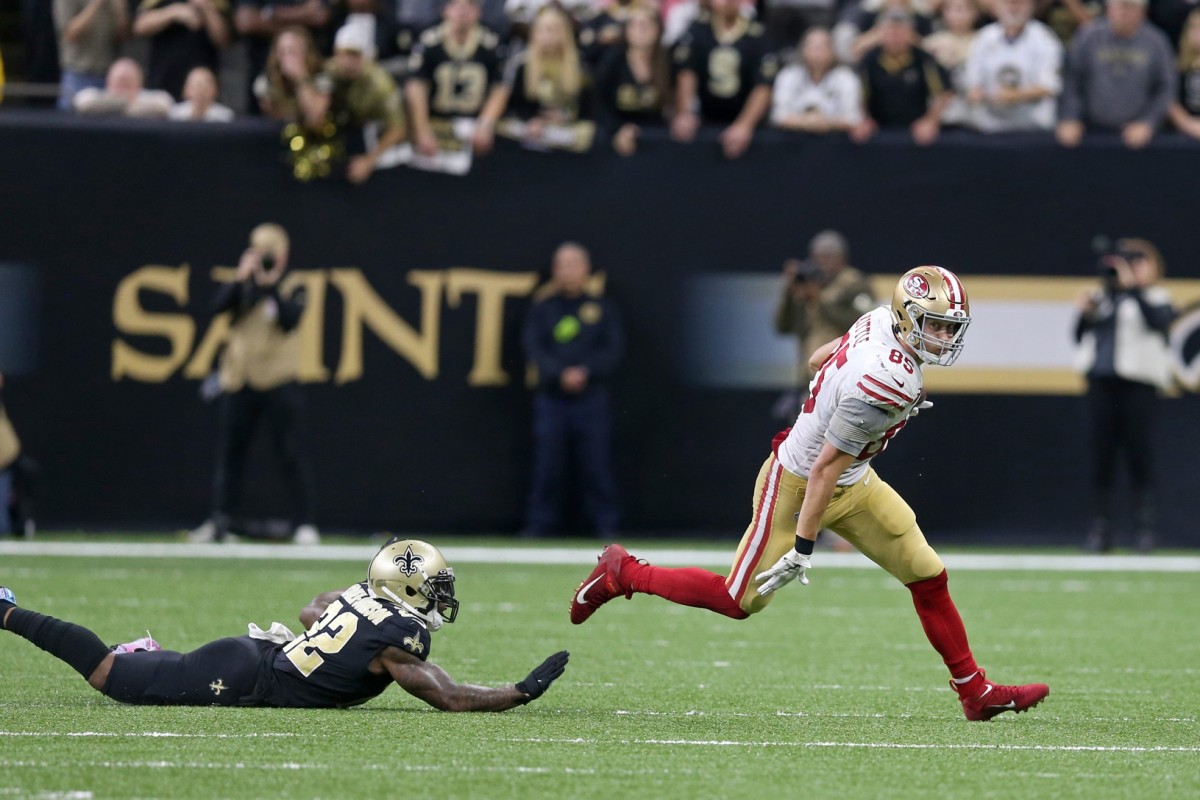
[260,253,276,272]
[791,259,824,285]
[1093,237,1137,290]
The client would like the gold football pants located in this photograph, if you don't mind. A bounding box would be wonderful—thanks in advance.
[725,453,945,615]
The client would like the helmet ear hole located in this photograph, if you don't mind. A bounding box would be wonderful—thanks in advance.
[405,586,417,597]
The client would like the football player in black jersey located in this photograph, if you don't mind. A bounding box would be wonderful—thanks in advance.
[406,0,510,156]
[0,540,568,710]
[670,0,780,158]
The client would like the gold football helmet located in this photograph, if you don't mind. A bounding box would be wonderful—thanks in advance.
[367,539,459,630]
[891,266,971,366]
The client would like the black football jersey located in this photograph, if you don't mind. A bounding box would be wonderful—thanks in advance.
[672,15,779,123]
[594,47,668,128]
[408,23,505,118]
[266,582,431,708]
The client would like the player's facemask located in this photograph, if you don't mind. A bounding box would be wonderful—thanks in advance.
[908,309,970,366]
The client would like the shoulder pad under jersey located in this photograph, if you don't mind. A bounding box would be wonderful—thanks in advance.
[848,346,919,412]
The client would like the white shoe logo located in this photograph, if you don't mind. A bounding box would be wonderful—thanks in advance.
[990,701,1017,710]
[575,574,606,604]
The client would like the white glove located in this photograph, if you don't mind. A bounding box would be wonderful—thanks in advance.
[755,549,812,596]
[908,400,933,418]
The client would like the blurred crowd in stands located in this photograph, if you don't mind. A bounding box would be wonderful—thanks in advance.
[2,0,1199,161]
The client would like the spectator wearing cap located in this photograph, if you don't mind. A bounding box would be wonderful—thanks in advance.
[1055,0,1176,150]
[132,0,231,101]
[963,0,1062,132]
[73,56,175,116]
[170,65,236,120]
[770,27,863,134]
[53,0,129,110]
[324,16,407,183]
[851,9,952,145]
[1167,8,1200,141]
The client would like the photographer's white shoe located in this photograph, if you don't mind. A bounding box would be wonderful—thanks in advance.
[293,525,321,545]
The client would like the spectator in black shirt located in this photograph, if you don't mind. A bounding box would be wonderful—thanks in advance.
[406,0,509,157]
[594,3,671,155]
[851,9,951,144]
[501,4,595,149]
[577,0,637,68]
[671,0,780,158]
[132,0,231,100]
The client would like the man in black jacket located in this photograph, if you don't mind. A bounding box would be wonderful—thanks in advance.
[521,242,624,538]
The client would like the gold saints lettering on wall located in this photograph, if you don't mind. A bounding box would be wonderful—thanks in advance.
[110,266,540,387]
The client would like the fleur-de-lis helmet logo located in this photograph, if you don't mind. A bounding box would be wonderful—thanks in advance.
[394,545,425,577]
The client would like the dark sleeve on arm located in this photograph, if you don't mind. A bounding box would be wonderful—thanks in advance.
[1131,289,1176,335]
[1073,311,1095,343]
[271,286,306,332]
[583,299,624,378]
[593,50,623,132]
[211,281,242,314]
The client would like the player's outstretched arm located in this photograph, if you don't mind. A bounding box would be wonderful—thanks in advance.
[382,648,569,712]
[299,589,346,630]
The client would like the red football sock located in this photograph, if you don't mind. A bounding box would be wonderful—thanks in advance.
[906,570,979,685]
[626,564,749,620]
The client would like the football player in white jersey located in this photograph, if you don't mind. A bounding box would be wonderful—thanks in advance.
[570,266,1050,722]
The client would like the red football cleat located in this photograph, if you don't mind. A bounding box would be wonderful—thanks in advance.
[569,544,636,625]
[957,670,1050,721]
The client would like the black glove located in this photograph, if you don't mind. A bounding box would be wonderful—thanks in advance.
[515,650,569,703]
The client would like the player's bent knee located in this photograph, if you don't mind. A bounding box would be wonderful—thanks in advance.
[903,543,945,584]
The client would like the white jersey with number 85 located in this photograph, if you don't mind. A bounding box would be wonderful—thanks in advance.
[776,306,923,485]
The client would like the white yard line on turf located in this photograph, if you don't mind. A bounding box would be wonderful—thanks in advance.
[0,731,296,738]
[1,541,1199,572]
[499,738,1200,753]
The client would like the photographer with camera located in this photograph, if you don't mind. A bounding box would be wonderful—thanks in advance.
[774,230,875,398]
[1074,238,1176,553]
[190,223,319,545]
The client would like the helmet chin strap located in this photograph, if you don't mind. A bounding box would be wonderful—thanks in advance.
[376,585,442,631]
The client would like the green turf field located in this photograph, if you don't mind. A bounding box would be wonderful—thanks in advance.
[1,549,1198,799]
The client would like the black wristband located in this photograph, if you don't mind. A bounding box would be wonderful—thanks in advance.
[794,536,815,556]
